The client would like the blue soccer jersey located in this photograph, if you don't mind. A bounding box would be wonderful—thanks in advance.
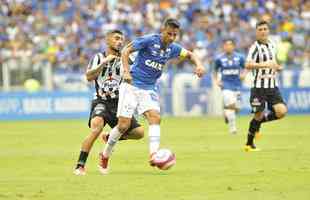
[214,52,245,91]
[131,34,187,89]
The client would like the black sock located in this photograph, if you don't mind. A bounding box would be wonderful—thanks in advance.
[246,133,255,146]
[76,151,89,168]
[261,112,278,123]
[246,119,261,145]
[249,118,261,133]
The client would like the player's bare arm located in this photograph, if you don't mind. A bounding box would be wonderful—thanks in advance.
[239,69,248,81]
[121,42,136,83]
[212,71,223,88]
[245,60,281,70]
[86,54,119,81]
[184,50,206,78]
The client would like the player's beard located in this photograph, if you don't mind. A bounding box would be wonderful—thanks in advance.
[111,46,121,55]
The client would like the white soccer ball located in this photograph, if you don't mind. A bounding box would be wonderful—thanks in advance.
[151,149,176,170]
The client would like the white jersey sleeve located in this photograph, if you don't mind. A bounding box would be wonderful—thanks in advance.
[87,52,105,71]
[246,43,259,63]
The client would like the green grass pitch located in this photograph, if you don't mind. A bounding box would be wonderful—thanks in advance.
[1,115,310,200]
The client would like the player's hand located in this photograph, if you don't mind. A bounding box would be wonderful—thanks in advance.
[194,65,206,78]
[265,61,281,70]
[275,64,283,71]
[216,79,223,88]
[123,71,132,84]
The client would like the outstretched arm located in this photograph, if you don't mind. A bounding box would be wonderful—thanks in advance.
[86,54,118,81]
[245,60,281,70]
[184,50,206,78]
[121,42,136,83]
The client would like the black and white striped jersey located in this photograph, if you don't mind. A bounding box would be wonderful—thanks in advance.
[246,40,278,89]
[87,52,122,100]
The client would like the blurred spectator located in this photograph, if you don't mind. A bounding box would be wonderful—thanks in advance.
[0,0,309,89]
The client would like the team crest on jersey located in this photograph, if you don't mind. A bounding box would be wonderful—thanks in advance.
[154,44,160,49]
[251,98,261,106]
[160,50,165,57]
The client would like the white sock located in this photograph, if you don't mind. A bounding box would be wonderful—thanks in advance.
[102,126,122,158]
[225,109,237,133]
[149,124,160,154]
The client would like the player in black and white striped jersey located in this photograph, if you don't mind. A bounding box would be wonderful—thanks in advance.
[74,30,144,175]
[244,21,288,151]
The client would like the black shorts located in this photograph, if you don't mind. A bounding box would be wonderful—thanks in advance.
[88,98,141,134]
[250,87,285,113]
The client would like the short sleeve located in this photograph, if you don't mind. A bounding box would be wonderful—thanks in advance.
[169,43,187,59]
[246,44,258,62]
[87,52,104,70]
[214,57,221,72]
[240,55,245,69]
[132,35,153,51]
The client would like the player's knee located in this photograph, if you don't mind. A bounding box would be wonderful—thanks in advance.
[134,127,144,139]
[275,105,287,119]
[254,112,264,121]
[145,111,161,124]
[90,117,104,135]
[118,117,131,134]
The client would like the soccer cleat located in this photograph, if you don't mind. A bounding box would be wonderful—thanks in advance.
[244,144,261,152]
[74,166,86,176]
[149,152,157,167]
[98,152,109,174]
[230,130,237,135]
[224,116,229,124]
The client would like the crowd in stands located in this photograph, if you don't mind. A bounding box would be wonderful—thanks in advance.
[0,0,309,85]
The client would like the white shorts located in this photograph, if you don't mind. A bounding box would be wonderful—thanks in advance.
[222,89,241,109]
[117,82,160,118]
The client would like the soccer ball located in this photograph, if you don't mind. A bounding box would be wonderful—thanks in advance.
[151,149,176,170]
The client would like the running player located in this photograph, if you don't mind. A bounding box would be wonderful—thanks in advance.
[74,30,144,175]
[244,21,287,151]
[213,38,246,134]
[98,18,206,174]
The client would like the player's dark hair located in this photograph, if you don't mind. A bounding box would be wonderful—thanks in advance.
[223,38,235,44]
[163,18,181,29]
[256,20,269,29]
[106,29,123,37]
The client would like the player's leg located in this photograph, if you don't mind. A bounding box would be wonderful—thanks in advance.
[74,104,105,175]
[261,88,287,123]
[143,110,161,154]
[272,103,287,118]
[102,116,144,141]
[245,89,265,151]
[102,116,132,157]
[99,83,137,174]
[136,88,161,166]
[222,90,239,134]
[122,117,144,140]
[137,89,161,155]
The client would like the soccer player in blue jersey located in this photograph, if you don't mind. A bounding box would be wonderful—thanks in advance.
[213,39,246,134]
[98,18,206,173]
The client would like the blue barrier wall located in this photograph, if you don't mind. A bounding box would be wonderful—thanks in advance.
[0,91,92,120]
[1,70,309,120]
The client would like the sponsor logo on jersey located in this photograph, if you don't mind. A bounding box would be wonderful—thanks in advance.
[145,59,163,70]
[154,44,160,49]
[222,69,240,75]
